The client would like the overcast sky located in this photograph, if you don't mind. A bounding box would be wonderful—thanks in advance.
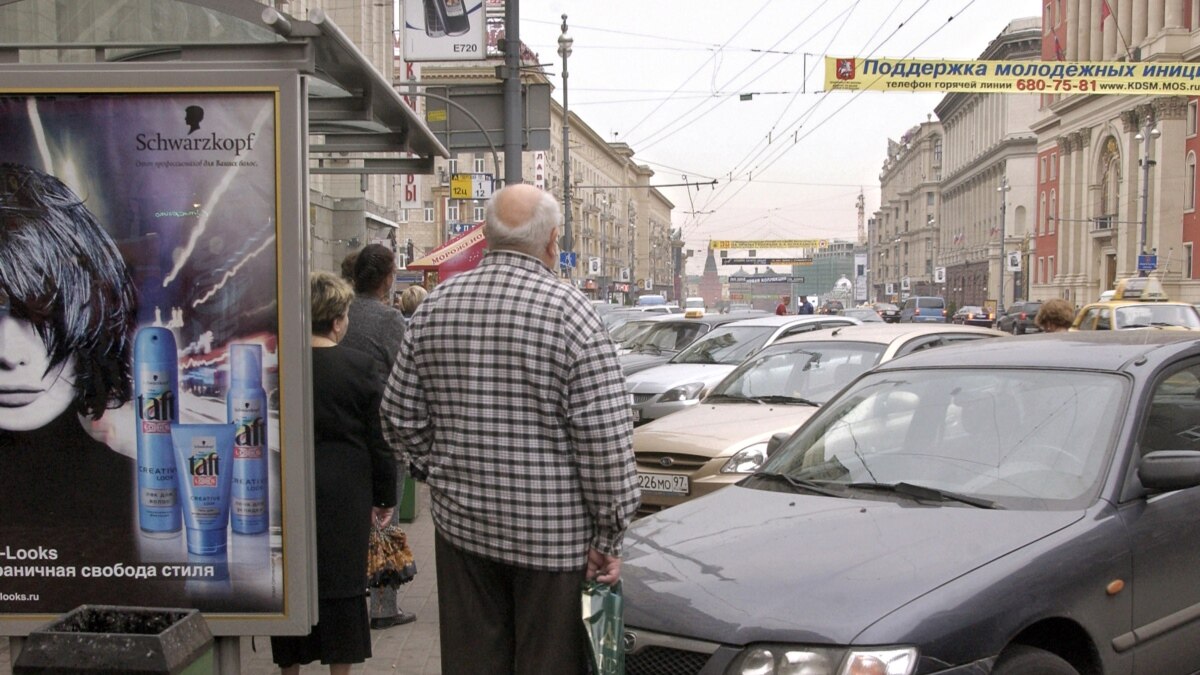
[513,0,1046,274]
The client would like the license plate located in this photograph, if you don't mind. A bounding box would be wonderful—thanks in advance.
[632,408,641,422]
[638,472,688,495]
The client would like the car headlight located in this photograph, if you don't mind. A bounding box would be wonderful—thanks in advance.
[659,382,705,403]
[733,645,916,675]
[720,442,769,474]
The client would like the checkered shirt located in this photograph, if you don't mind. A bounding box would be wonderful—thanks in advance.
[380,250,640,571]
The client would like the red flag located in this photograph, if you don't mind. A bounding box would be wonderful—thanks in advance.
[1100,0,1112,30]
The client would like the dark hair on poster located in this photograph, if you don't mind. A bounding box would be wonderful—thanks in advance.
[0,162,138,418]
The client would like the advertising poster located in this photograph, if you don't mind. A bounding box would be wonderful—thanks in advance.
[0,90,285,617]
[402,0,488,62]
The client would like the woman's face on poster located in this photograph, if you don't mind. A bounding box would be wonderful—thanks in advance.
[0,311,78,431]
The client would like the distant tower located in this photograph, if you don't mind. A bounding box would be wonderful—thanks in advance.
[856,190,866,246]
[699,245,722,308]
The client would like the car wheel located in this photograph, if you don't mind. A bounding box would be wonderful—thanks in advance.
[1014,324,1024,335]
[993,645,1078,675]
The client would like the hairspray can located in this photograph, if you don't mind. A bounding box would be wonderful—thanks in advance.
[228,343,269,534]
[134,327,181,536]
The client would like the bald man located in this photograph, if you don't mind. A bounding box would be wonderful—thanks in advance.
[380,183,640,674]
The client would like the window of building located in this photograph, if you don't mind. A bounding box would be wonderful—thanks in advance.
[1039,192,1047,235]
[398,208,408,223]
[473,205,485,222]
[1038,256,1045,284]
[1189,100,1198,137]
[448,158,458,175]
[473,155,485,173]
[1050,153,1057,180]
[424,201,434,223]
[1189,152,1198,211]
[447,200,460,222]
[1049,255,1056,280]
[1049,190,1057,233]
[1186,242,1195,279]
[1039,156,1047,183]
[926,192,935,207]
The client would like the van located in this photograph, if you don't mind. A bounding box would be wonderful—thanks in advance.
[899,295,946,323]
[683,297,706,317]
[635,294,666,307]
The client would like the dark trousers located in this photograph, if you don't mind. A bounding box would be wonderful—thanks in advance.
[435,531,589,675]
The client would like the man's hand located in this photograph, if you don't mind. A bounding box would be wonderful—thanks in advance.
[587,548,622,585]
[372,506,395,528]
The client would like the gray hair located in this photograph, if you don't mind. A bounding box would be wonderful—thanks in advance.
[483,185,561,256]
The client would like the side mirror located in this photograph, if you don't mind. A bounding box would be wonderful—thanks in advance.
[1139,451,1200,492]
[766,431,791,458]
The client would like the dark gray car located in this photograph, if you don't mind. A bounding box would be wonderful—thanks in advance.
[621,331,1200,675]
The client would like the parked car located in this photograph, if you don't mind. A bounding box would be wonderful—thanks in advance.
[622,331,1200,675]
[836,307,883,323]
[1072,277,1200,331]
[898,295,946,323]
[607,315,661,350]
[816,299,845,315]
[951,304,996,328]
[619,314,760,376]
[626,314,859,424]
[872,302,901,323]
[995,300,1043,334]
[632,323,1009,517]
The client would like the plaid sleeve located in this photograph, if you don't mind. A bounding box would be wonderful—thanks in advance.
[567,330,641,557]
[380,326,433,477]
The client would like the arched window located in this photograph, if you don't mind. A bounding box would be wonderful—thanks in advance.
[1039,191,1047,236]
[1049,190,1057,234]
[1187,151,1197,211]
[1099,136,1120,222]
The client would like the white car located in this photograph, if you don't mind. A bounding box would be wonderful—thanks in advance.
[626,314,859,424]
[632,323,1010,516]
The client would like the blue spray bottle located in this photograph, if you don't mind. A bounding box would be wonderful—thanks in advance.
[134,326,182,536]
[228,343,269,534]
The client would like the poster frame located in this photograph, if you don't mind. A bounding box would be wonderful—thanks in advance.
[0,64,315,637]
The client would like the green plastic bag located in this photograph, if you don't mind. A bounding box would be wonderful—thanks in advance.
[582,580,625,675]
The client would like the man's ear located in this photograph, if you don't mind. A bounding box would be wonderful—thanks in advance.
[547,227,559,253]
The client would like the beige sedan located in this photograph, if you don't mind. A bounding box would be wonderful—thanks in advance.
[633,323,1009,517]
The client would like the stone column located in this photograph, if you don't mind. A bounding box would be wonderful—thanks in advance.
[1118,0,1134,58]
[1150,97,1188,272]
[1103,0,1118,59]
[1067,0,1081,60]
[1148,0,1165,38]
[1078,0,1093,61]
[1091,0,1105,61]
[1165,0,1184,28]
[1133,0,1148,46]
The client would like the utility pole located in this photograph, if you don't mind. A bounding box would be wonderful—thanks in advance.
[997,177,1010,314]
[502,0,522,186]
[1135,113,1160,277]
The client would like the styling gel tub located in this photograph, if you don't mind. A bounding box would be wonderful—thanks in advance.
[171,423,236,555]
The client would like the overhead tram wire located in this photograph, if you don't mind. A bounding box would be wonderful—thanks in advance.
[690,0,979,230]
[705,0,927,209]
[630,0,839,152]
[620,0,776,140]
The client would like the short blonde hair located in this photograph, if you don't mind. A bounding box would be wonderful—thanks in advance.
[311,271,354,334]
[400,285,429,315]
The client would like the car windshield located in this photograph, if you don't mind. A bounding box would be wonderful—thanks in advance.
[609,320,657,345]
[758,368,1126,510]
[670,325,776,365]
[960,306,983,314]
[710,342,887,404]
[624,321,708,354]
[1115,304,1200,329]
[842,309,883,322]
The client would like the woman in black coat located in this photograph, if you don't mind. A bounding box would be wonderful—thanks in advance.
[271,271,397,675]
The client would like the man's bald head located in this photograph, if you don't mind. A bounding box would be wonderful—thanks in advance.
[483,184,561,265]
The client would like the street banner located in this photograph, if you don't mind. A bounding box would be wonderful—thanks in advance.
[825,56,1200,95]
[710,239,827,249]
[0,90,285,619]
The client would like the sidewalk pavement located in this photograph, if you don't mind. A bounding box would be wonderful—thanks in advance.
[2,483,442,675]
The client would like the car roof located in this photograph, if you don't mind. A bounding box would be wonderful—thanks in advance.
[720,314,859,328]
[871,330,1200,373]
[771,322,1008,347]
[647,314,754,327]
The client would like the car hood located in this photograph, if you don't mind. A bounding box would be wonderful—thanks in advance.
[626,363,737,393]
[622,486,1082,645]
[634,403,818,457]
[620,353,672,376]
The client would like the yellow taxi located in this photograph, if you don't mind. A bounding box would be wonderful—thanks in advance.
[1071,276,1200,331]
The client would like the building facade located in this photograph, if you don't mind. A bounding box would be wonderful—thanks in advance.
[873,119,945,303]
[935,17,1041,312]
[1033,0,1200,304]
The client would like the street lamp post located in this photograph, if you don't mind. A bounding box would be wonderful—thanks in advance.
[1135,114,1160,276]
[997,177,1010,314]
[558,15,573,279]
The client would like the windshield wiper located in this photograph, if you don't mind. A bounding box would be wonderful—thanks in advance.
[746,395,822,407]
[751,472,846,498]
[846,481,1001,509]
[703,394,756,404]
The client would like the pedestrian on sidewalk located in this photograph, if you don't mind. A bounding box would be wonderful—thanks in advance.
[340,243,416,629]
[775,295,790,315]
[270,272,397,675]
[381,184,640,675]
